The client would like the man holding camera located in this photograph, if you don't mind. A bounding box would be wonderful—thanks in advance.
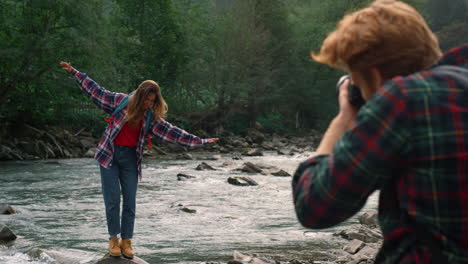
[292,0,468,263]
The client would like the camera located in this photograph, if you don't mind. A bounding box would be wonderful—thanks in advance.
[336,75,365,109]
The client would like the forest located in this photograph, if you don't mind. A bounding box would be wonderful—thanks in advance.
[1,0,467,137]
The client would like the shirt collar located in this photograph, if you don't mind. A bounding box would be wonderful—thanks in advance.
[433,45,468,68]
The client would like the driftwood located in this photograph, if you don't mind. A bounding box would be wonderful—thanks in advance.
[73,127,86,137]
[152,146,168,155]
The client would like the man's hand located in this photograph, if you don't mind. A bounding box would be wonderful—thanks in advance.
[336,78,358,130]
[314,78,358,156]
[60,61,74,72]
[206,138,220,144]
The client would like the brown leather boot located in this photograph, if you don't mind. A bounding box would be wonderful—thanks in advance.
[120,239,134,259]
[108,237,121,257]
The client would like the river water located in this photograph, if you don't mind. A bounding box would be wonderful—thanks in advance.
[0,152,377,264]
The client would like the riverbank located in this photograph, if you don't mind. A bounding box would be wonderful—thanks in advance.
[0,124,322,162]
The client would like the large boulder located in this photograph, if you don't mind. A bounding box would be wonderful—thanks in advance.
[96,255,150,264]
[0,225,17,243]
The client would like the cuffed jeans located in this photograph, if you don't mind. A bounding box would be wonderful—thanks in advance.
[100,145,138,239]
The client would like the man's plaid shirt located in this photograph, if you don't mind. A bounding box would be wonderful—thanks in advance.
[293,45,468,263]
[71,69,207,180]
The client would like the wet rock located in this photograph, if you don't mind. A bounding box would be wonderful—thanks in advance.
[231,139,250,148]
[207,154,222,160]
[174,203,197,213]
[242,148,263,157]
[228,177,258,186]
[177,153,193,160]
[289,148,299,155]
[196,162,216,171]
[180,207,197,213]
[335,226,382,243]
[232,154,243,160]
[28,248,97,264]
[0,225,17,243]
[142,149,154,157]
[276,149,286,155]
[177,173,196,181]
[222,160,236,167]
[164,143,187,153]
[79,137,96,149]
[343,239,364,254]
[289,260,303,264]
[219,146,230,153]
[353,246,378,262]
[84,148,95,158]
[231,251,275,264]
[260,143,276,151]
[271,169,291,177]
[96,254,150,264]
[358,211,378,227]
[244,129,265,144]
[239,162,263,174]
[0,205,16,214]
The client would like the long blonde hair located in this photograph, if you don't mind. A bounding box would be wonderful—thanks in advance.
[125,80,168,126]
[311,0,442,79]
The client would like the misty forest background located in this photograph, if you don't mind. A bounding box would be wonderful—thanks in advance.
[1,0,467,138]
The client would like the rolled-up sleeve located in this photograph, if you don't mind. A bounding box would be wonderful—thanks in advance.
[292,79,411,229]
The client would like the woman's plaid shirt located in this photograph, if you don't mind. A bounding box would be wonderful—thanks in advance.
[71,69,207,180]
[293,45,468,263]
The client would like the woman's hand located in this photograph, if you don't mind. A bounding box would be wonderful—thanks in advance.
[206,138,220,144]
[60,61,74,72]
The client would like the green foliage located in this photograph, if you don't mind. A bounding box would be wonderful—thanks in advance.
[425,0,467,31]
[0,0,465,137]
[258,113,288,134]
[225,112,251,135]
[436,22,468,52]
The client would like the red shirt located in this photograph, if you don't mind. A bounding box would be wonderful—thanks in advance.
[114,120,143,147]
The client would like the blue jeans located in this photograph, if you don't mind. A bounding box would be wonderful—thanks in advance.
[100,145,138,239]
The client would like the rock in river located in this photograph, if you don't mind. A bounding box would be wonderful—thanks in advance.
[0,204,16,214]
[177,173,196,181]
[0,225,17,243]
[196,162,216,171]
[227,177,258,186]
[97,254,150,264]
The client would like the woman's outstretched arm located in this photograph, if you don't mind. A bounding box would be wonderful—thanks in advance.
[60,61,125,115]
[150,118,219,147]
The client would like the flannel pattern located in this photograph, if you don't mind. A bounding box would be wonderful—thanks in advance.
[292,45,468,263]
[72,69,207,179]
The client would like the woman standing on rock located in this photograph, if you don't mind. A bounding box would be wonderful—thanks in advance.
[60,61,219,259]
